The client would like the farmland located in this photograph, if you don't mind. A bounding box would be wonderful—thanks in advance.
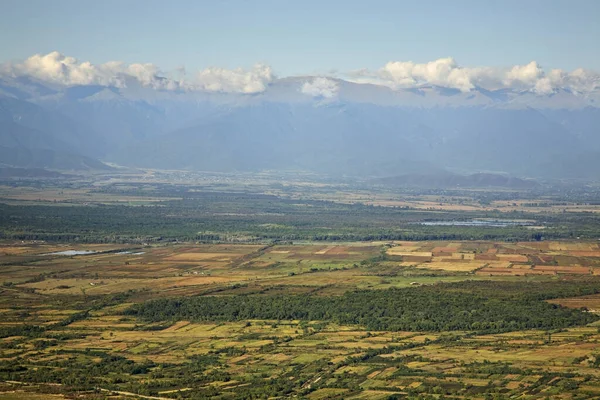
[3,239,600,399]
[2,174,600,399]
[2,174,600,244]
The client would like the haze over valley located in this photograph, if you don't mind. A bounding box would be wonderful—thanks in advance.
[4,2,600,399]
[2,52,600,181]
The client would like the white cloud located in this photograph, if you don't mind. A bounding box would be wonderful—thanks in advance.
[381,57,474,92]
[0,52,181,90]
[348,58,600,94]
[193,64,273,93]
[504,61,544,86]
[562,68,600,93]
[1,52,599,95]
[378,58,532,92]
[0,52,274,94]
[301,77,339,98]
[521,66,600,94]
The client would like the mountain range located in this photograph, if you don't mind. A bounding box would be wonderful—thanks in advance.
[1,74,599,181]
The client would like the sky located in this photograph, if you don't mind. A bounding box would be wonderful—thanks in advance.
[1,0,600,76]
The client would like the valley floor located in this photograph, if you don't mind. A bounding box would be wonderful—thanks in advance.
[2,240,600,399]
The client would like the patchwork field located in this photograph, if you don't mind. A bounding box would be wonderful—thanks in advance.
[2,240,600,399]
[388,241,600,277]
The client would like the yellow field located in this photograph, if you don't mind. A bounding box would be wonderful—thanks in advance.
[387,249,432,257]
[2,240,600,399]
[385,240,600,277]
[416,261,484,272]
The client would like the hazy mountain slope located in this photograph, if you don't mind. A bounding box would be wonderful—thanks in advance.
[1,77,599,178]
[0,166,70,178]
[541,107,600,149]
[110,102,441,175]
[0,96,106,157]
[535,152,600,180]
[110,100,596,177]
[0,95,111,171]
[0,118,72,151]
[0,76,58,100]
[0,146,111,171]
[421,107,582,175]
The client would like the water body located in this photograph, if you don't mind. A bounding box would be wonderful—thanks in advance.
[420,219,536,227]
[116,251,146,255]
[44,250,97,256]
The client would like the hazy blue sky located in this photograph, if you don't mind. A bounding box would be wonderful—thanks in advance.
[1,0,599,75]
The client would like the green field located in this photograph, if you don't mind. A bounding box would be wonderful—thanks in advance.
[2,176,600,399]
[2,239,600,399]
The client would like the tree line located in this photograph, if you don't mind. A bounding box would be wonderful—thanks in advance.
[127,280,600,333]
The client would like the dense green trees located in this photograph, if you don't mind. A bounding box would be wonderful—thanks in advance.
[2,189,600,243]
[127,280,600,333]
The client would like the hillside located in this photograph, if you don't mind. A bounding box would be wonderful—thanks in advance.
[0,76,599,179]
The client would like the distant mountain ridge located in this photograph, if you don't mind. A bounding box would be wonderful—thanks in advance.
[375,172,539,189]
[0,166,69,178]
[0,146,112,171]
[0,75,599,179]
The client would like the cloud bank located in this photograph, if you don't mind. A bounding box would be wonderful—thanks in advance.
[1,52,599,95]
[356,58,600,94]
[0,52,274,94]
[301,77,339,98]
[193,64,273,93]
